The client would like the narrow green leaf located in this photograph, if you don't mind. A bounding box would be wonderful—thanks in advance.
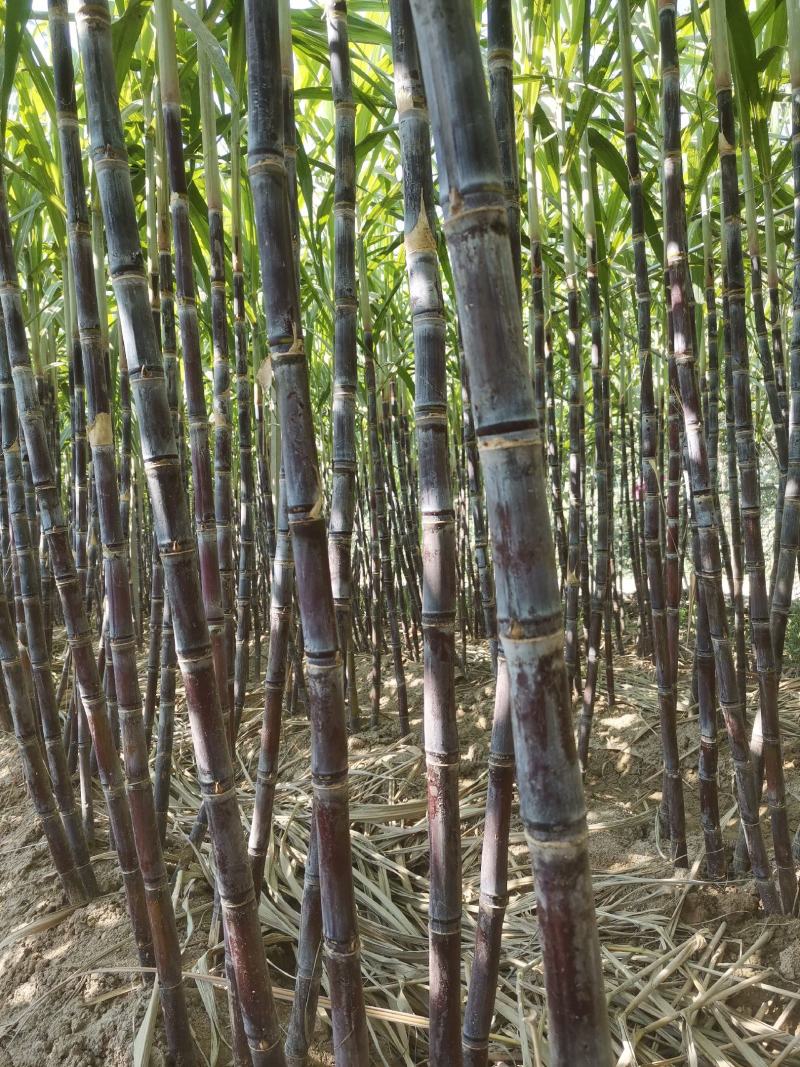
[1,0,33,134]
[112,0,151,91]
[173,0,239,107]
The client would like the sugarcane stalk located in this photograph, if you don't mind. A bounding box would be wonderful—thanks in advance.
[709,0,795,912]
[48,2,200,1051]
[154,0,229,733]
[718,225,748,705]
[462,654,513,1066]
[577,132,612,772]
[254,374,277,571]
[617,0,688,868]
[153,593,176,844]
[144,537,163,750]
[544,321,567,598]
[364,438,382,724]
[245,0,369,1059]
[358,240,409,735]
[699,168,734,606]
[283,815,323,1067]
[604,312,622,665]
[389,381,424,610]
[326,0,359,733]
[132,461,144,647]
[407,0,613,1059]
[526,120,566,585]
[231,101,256,740]
[664,273,682,693]
[738,116,788,600]
[0,557,87,902]
[770,0,800,675]
[75,2,286,1059]
[788,0,800,862]
[198,0,236,730]
[390,0,462,1055]
[693,182,728,877]
[556,91,583,701]
[488,0,520,295]
[459,348,497,672]
[0,458,13,611]
[0,169,159,972]
[67,278,90,617]
[0,290,98,897]
[381,395,421,651]
[658,0,778,914]
[762,175,787,427]
[249,468,292,894]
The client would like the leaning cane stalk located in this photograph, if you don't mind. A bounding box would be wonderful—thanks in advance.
[283,814,323,1067]
[75,2,286,1060]
[0,524,87,902]
[0,288,97,897]
[0,317,87,907]
[154,0,228,733]
[118,336,133,621]
[0,171,157,966]
[48,1,197,1054]
[407,0,613,1060]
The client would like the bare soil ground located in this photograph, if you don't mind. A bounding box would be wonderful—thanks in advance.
[1,634,800,1064]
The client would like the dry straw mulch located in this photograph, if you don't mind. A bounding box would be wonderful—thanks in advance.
[2,638,800,1064]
